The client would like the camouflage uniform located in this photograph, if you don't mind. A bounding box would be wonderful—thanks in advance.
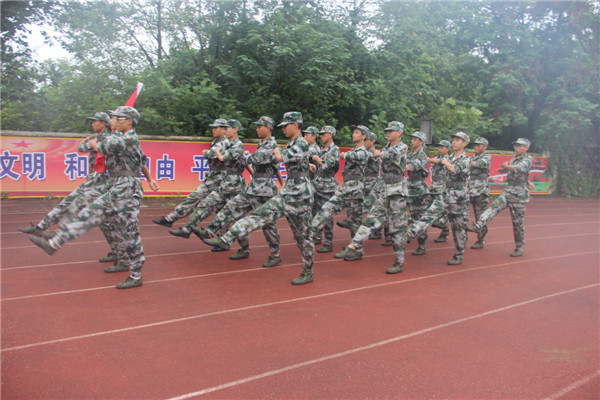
[311,141,369,238]
[204,135,280,256]
[183,134,246,229]
[408,142,470,263]
[349,140,409,264]
[52,127,147,280]
[164,126,229,223]
[216,129,315,276]
[406,142,430,249]
[429,151,450,238]
[468,144,491,245]
[311,140,340,247]
[476,147,532,252]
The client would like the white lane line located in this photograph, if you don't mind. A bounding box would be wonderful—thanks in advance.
[164,284,599,400]
[2,252,597,351]
[543,370,600,400]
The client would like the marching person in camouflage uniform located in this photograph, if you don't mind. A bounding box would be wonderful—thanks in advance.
[29,107,149,289]
[468,138,533,257]
[312,125,370,242]
[407,132,471,265]
[427,139,451,243]
[191,116,284,267]
[309,125,340,253]
[18,112,159,265]
[406,131,430,255]
[362,130,390,242]
[203,112,316,285]
[303,126,321,182]
[168,119,246,238]
[334,121,410,274]
[468,137,491,249]
[152,118,230,228]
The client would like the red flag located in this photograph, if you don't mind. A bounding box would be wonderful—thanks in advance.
[125,82,144,107]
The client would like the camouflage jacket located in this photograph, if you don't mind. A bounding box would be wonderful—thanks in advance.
[78,129,112,182]
[313,142,340,193]
[203,136,230,187]
[468,151,491,197]
[443,152,470,204]
[308,142,321,180]
[244,136,279,198]
[280,135,314,204]
[364,147,382,194]
[340,145,369,199]
[407,148,429,196]
[381,141,409,198]
[504,153,532,203]
[97,128,145,198]
[218,137,246,195]
[430,154,449,195]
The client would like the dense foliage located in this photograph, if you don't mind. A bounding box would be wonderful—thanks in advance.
[1,0,598,196]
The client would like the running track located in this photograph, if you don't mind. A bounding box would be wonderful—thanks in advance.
[1,197,598,399]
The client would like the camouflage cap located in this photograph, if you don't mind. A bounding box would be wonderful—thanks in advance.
[252,116,275,130]
[209,118,229,127]
[384,121,405,131]
[473,137,489,146]
[86,112,110,126]
[277,111,303,127]
[319,125,336,136]
[451,131,470,144]
[410,131,427,142]
[109,106,140,125]
[436,139,452,148]
[302,126,319,135]
[227,119,242,129]
[512,138,531,147]
[366,130,377,141]
[350,125,371,137]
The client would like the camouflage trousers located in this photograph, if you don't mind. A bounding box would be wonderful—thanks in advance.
[221,194,314,271]
[207,192,280,255]
[409,196,469,258]
[407,195,431,247]
[478,193,526,249]
[167,182,216,222]
[40,177,118,257]
[430,193,450,237]
[312,193,364,239]
[350,195,409,264]
[185,188,237,229]
[470,194,489,243]
[53,182,145,278]
[312,190,336,246]
[363,184,389,238]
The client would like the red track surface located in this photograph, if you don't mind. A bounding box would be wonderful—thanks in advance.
[1,197,598,399]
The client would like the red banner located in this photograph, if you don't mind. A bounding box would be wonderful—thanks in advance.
[0,136,548,198]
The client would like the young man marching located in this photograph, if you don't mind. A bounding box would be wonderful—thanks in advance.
[468,137,491,249]
[334,121,410,274]
[407,132,471,265]
[468,138,533,257]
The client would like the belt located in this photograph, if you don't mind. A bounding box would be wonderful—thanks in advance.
[286,170,309,179]
[470,174,489,181]
[407,175,424,182]
[343,173,362,181]
[383,175,404,184]
[109,170,139,177]
[318,170,337,178]
[446,181,466,188]
[253,172,274,179]
[364,173,379,178]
